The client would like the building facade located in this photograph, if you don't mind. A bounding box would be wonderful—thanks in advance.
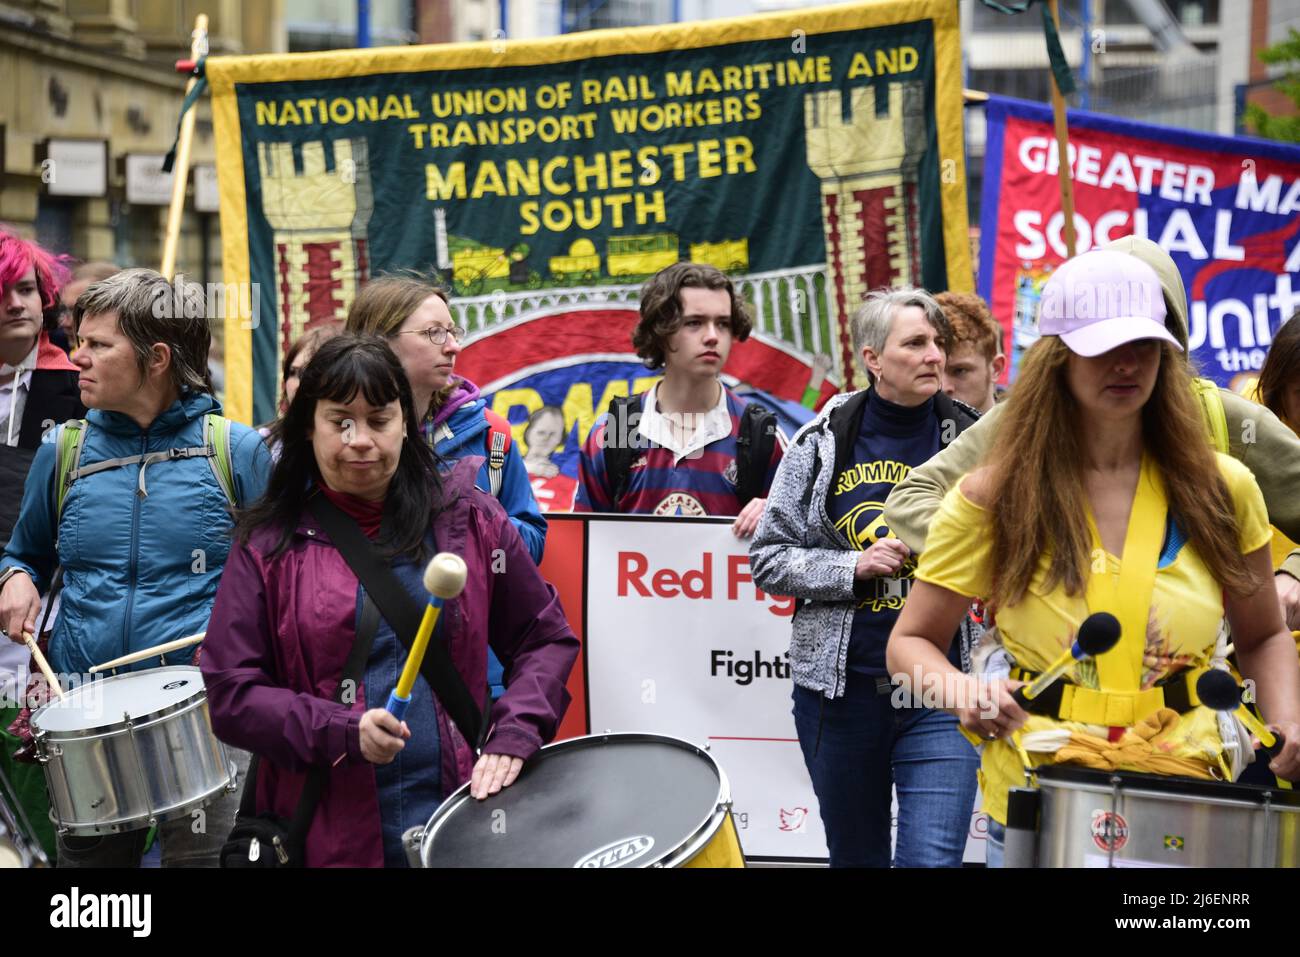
[1,0,287,279]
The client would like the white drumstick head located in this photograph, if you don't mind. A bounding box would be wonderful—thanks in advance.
[424,552,468,599]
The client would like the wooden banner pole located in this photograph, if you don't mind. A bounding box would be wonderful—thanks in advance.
[1046,0,1077,258]
[161,13,210,279]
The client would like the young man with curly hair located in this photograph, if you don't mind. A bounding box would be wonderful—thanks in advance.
[575,262,784,536]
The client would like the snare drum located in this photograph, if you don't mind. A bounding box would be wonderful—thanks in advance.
[411,732,745,868]
[31,666,236,836]
[1034,765,1300,867]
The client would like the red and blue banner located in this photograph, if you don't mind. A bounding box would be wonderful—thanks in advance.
[979,95,1300,393]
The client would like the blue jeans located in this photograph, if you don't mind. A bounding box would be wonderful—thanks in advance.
[985,819,1005,868]
[793,675,979,868]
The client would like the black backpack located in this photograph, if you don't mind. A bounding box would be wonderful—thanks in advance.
[602,392,778,508]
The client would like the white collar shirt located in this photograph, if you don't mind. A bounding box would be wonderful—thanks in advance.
[636,381,733,466]
[0,343,39,448]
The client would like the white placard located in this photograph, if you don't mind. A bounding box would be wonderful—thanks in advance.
[582,515,989,864]
[195,164,220,213]
[584,517,825,861]
[125,154,175,206]
[44,140,108,197]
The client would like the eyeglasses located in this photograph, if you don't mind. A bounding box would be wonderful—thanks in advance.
[396,324,465,346]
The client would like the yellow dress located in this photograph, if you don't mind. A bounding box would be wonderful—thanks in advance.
[914,453,1272,825]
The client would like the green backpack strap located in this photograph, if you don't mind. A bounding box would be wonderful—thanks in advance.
[204,413,238,508]
[55,419,89,523]
[1192,378,1229,454]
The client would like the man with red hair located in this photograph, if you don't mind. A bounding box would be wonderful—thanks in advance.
[0,227,84,863]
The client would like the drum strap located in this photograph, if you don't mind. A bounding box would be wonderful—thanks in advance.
[1009,665,1208,725]
[308,491,489,751]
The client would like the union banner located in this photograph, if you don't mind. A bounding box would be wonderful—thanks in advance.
[206,0,971,466]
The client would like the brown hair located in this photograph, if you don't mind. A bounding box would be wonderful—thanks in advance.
[282,325,340,382]
[345,275,453,411]
[632,262,753,369]
[1256,310,1300,428]
[935,291,1002,362]
[982,336,1257,608]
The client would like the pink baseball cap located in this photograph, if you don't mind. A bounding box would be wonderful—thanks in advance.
[1038,250,1182,357]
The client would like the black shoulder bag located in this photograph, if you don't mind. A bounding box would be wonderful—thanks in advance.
[219,596,380,868]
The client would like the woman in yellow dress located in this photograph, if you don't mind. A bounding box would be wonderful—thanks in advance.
[886,250,1300,866]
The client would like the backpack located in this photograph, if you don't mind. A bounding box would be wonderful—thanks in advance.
[1191,377,1229,454]
[54,413,238,521]
[482,408,513,497]
[602,392,778,508]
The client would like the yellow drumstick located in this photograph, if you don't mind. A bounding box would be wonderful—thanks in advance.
[23,632,63,699]
[387,553,468,719]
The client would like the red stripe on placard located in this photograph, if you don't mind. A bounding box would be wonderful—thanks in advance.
[539,514,589,741]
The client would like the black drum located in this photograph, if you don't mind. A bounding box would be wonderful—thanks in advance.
[411,732,745,868]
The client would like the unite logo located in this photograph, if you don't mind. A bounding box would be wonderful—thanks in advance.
[574,835,656,868]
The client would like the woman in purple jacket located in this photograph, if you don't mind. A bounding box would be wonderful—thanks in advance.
[202,334,579,867]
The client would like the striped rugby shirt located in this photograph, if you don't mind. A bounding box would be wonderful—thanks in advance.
[575,383,785,516]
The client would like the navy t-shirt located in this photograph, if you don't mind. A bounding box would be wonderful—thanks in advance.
[827,389,940,676]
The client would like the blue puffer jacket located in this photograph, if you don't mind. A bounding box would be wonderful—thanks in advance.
[1,391,271,676]
[424,379,547,564]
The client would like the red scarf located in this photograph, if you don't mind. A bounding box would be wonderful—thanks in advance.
[35,330,77,372]
[318,484,385,539]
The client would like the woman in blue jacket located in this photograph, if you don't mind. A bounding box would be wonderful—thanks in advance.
[0,269,271,867]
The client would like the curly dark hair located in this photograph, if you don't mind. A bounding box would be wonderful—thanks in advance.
[632,262,753,369]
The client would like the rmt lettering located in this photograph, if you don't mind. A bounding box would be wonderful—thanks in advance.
[711,649,790,685]
[616,551,795,617]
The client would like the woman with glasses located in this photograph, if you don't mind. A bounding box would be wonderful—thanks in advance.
[345,277,545,567]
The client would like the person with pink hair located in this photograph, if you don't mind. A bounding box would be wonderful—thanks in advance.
[0,228,83,543]
[0,227,84,863]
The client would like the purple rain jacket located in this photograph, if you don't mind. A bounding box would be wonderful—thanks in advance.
[201,458,579,867]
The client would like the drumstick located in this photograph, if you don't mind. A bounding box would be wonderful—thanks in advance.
[387,554,468,720]
[1196,669,1287,758]
[960,613,1121,749]
[89,632,206,674]
[1012,612,1122,707]
[22,632,63,699]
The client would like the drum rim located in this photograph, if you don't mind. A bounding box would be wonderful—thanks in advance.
[52,778,236,836]
[419,732,731,868]
[1035,763,1300,809]
[31,666,208,741]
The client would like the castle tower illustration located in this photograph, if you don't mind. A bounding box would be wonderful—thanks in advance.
[804,82,926,390]
[257,138,375,353]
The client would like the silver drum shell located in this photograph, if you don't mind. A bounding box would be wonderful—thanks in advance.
[1035,766,1300,868]
[31,667,235,836]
